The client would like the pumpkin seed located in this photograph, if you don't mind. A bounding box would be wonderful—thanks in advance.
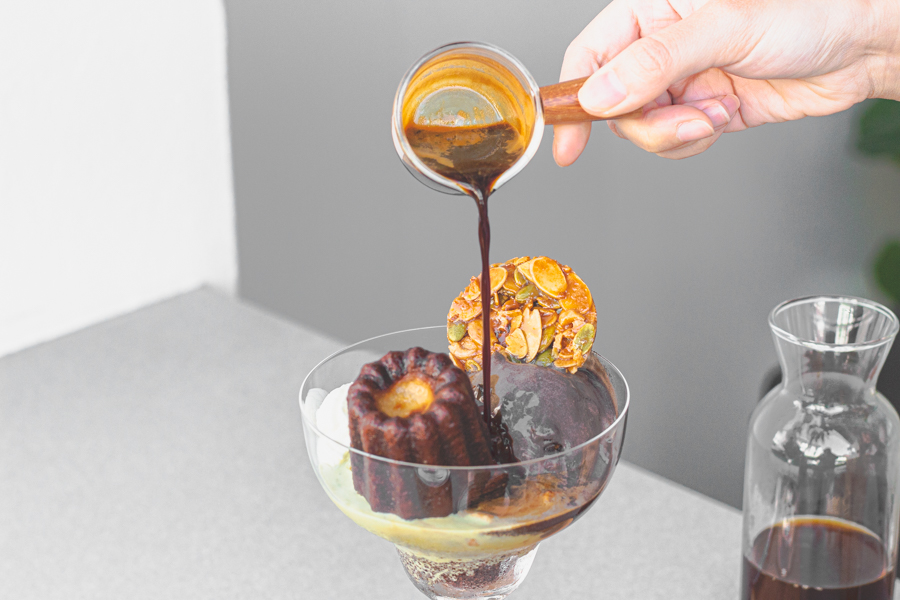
[448,321,466,342]
[539,324,556,353]
[536,294,560,309]
[535,348,553,367]
[574,323,595,353]
[516,284,535,302]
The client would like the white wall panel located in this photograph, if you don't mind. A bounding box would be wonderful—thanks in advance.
[0,1,236,357]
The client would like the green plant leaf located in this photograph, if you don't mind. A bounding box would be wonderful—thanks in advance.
[874,240,900,306]
[857,99,900,161]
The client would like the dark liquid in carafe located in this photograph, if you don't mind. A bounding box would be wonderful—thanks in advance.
[404,121,527,432]
[742,517,894,600]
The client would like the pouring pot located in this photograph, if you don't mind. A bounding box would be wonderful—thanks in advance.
[392,41,639,196]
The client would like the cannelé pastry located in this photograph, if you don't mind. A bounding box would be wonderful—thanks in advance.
[347,347,497,519]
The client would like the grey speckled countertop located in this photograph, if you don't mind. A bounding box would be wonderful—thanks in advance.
[0,289,756,598]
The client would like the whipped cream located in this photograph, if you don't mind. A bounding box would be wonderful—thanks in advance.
[314,382,352,467]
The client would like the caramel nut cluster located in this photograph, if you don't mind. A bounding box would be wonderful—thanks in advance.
[447,256,596,374]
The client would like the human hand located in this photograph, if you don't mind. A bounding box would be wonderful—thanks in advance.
[553,0,900,164]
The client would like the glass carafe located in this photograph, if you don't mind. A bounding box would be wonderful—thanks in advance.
[742,295,900,600]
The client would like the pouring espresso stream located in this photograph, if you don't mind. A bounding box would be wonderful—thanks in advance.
[394,41,633,433]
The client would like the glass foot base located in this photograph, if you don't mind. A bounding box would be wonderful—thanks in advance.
[396,544,539,600]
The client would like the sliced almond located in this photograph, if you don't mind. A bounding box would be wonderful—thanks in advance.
[506,329,527,359]
[489,267,507,294]
[554,353,581,369]
[492,313,510,335]
[467,320,484,345]
[501,267,519,292]
[554,348,584,372]
[522,307,542,362]
[510,312,523,332]
[456,299,482,322]
[450,341,478,359]
[531,257,567,298]
[560,271,593,312]
[462,277,481,302]
[500,298,520,311]
[540,311,558,328]
[518,258,537,284]
[551,329,564,358]
[558,309,580,327]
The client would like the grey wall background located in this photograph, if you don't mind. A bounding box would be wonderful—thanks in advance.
[224,0,900,508]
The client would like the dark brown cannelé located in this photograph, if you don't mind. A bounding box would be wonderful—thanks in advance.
[347,347,498,519]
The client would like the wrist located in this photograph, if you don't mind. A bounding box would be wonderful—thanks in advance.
[865,0,900,100]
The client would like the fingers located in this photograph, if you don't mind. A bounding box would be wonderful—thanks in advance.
[578,1,744,118]
[554,0,644,166]
[611,94,741,159]
[553,122,592,167]
[559,0,642,82]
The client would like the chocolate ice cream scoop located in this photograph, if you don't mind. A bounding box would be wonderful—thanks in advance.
[472,353,618,464]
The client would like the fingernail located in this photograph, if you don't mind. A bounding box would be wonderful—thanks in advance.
[552,137,561,164]
[579,70,627,112]
[607,120,625,139]
[722,94,741,118]
[676,120,715,143]
[702,103,730,129]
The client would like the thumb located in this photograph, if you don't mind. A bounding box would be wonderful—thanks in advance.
[577,2,742,116]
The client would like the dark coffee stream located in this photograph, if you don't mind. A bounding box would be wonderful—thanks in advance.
[404,122,527,432]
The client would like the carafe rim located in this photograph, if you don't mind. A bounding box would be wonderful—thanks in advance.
[769,294,899,352]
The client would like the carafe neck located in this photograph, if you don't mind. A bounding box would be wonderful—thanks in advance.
[770,296,898,405]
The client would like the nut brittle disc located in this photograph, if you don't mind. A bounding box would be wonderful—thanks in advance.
[447,256,597,373]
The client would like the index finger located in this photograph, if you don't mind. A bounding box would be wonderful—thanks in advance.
[560,0,642,82]
[554,0,643,166]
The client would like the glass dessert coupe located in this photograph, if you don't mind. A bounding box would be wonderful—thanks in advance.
[300,326,629,599]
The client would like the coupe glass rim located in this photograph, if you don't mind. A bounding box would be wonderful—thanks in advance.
[299,325,630,471]
[769,294,900,352]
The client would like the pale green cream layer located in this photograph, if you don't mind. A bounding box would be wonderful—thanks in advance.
[319,453,545,559]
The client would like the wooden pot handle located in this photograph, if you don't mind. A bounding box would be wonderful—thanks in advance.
[539,76,642,125]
